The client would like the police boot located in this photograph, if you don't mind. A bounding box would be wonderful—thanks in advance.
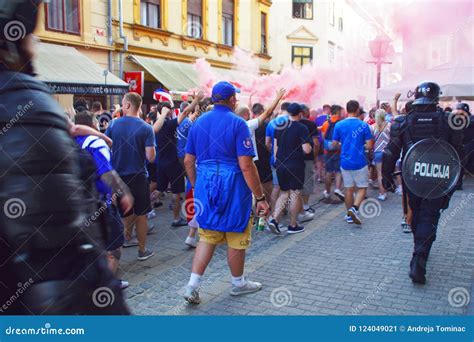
[409,255,427,285]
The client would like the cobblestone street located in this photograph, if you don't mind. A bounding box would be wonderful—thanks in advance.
[120,178,474,316]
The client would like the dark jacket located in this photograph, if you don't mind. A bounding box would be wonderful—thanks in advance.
[0,71,128,314]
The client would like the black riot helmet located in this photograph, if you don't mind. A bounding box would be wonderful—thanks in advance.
[412,81,441,106]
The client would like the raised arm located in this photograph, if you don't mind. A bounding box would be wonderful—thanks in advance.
[69,123,113,147]
[256,88,286,127]
[178,91,205,125]
[393,93,401,115]
[153,106,170,133]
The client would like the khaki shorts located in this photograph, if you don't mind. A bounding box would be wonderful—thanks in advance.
[198,217,253,250]
[341,166,369,188]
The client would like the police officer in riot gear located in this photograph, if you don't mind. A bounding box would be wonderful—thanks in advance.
[382,81,464,284]
[0,0,128,314]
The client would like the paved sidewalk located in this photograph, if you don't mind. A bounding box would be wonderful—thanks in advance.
[120,178,474,316]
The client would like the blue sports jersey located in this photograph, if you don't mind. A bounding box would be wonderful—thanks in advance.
[332,117,373,170]
[105,116,155,176]
[75,135,113,194]
[185,104,255,232]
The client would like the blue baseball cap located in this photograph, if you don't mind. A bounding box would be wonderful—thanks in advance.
[211,81,241,102]
[287,102,303,116]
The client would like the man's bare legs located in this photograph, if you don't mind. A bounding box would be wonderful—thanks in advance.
[270,185,280,212]
[135,215,148,252]
[123,215,136,241]
[173,193,181,221]
[289,190,302,227]
[227,248,246,277]
[191,241,216,275]
[262,181,272,208]
[272,190,289,222]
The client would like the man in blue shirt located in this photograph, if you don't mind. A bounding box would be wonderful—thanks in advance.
[265,102,290,210]
[183,82,270,304]
[332,100,374,225]
[106,92,156,261]
[153,93,203,227]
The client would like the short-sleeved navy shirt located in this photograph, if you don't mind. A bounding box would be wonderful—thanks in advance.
[275,120,311,166]
[186,104,255,162]
[105,116,155,176]
[155,117,179,165]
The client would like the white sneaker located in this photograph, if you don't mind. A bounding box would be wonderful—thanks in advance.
[297,211,314,223]
[229,279,262,296]
[185,236,198,248]
[147,210,156,220]
[184,285,201,304]
[377,194,386,201]
[323,190,330,199]
[395,186,403,195]
[120,280,129,290]
[334,188,345,201]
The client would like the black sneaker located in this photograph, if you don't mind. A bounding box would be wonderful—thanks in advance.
[287,225,305,234]
[268,219,281,235]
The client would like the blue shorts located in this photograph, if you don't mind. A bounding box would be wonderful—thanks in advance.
[373,151,384,164]
[324,154,341,173]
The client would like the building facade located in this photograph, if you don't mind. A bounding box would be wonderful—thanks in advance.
[268,0,399,107]
[34,0,273,109]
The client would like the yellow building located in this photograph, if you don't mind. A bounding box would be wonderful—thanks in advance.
[34,0,273,109]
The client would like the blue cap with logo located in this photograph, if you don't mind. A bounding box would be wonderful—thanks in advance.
[211,81,241,102]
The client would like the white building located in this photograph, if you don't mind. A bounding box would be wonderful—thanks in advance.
[268,0,399,107]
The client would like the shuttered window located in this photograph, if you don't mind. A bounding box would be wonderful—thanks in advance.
[222,0,234,46]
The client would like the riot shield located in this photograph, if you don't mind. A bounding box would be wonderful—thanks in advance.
[402,138,461,199]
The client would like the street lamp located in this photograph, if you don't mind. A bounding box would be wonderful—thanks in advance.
[367,35,392,107]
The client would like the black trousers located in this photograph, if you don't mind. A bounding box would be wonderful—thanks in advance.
[410,206,441,259]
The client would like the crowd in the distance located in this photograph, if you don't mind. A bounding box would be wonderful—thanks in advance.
[69,88,473,292]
